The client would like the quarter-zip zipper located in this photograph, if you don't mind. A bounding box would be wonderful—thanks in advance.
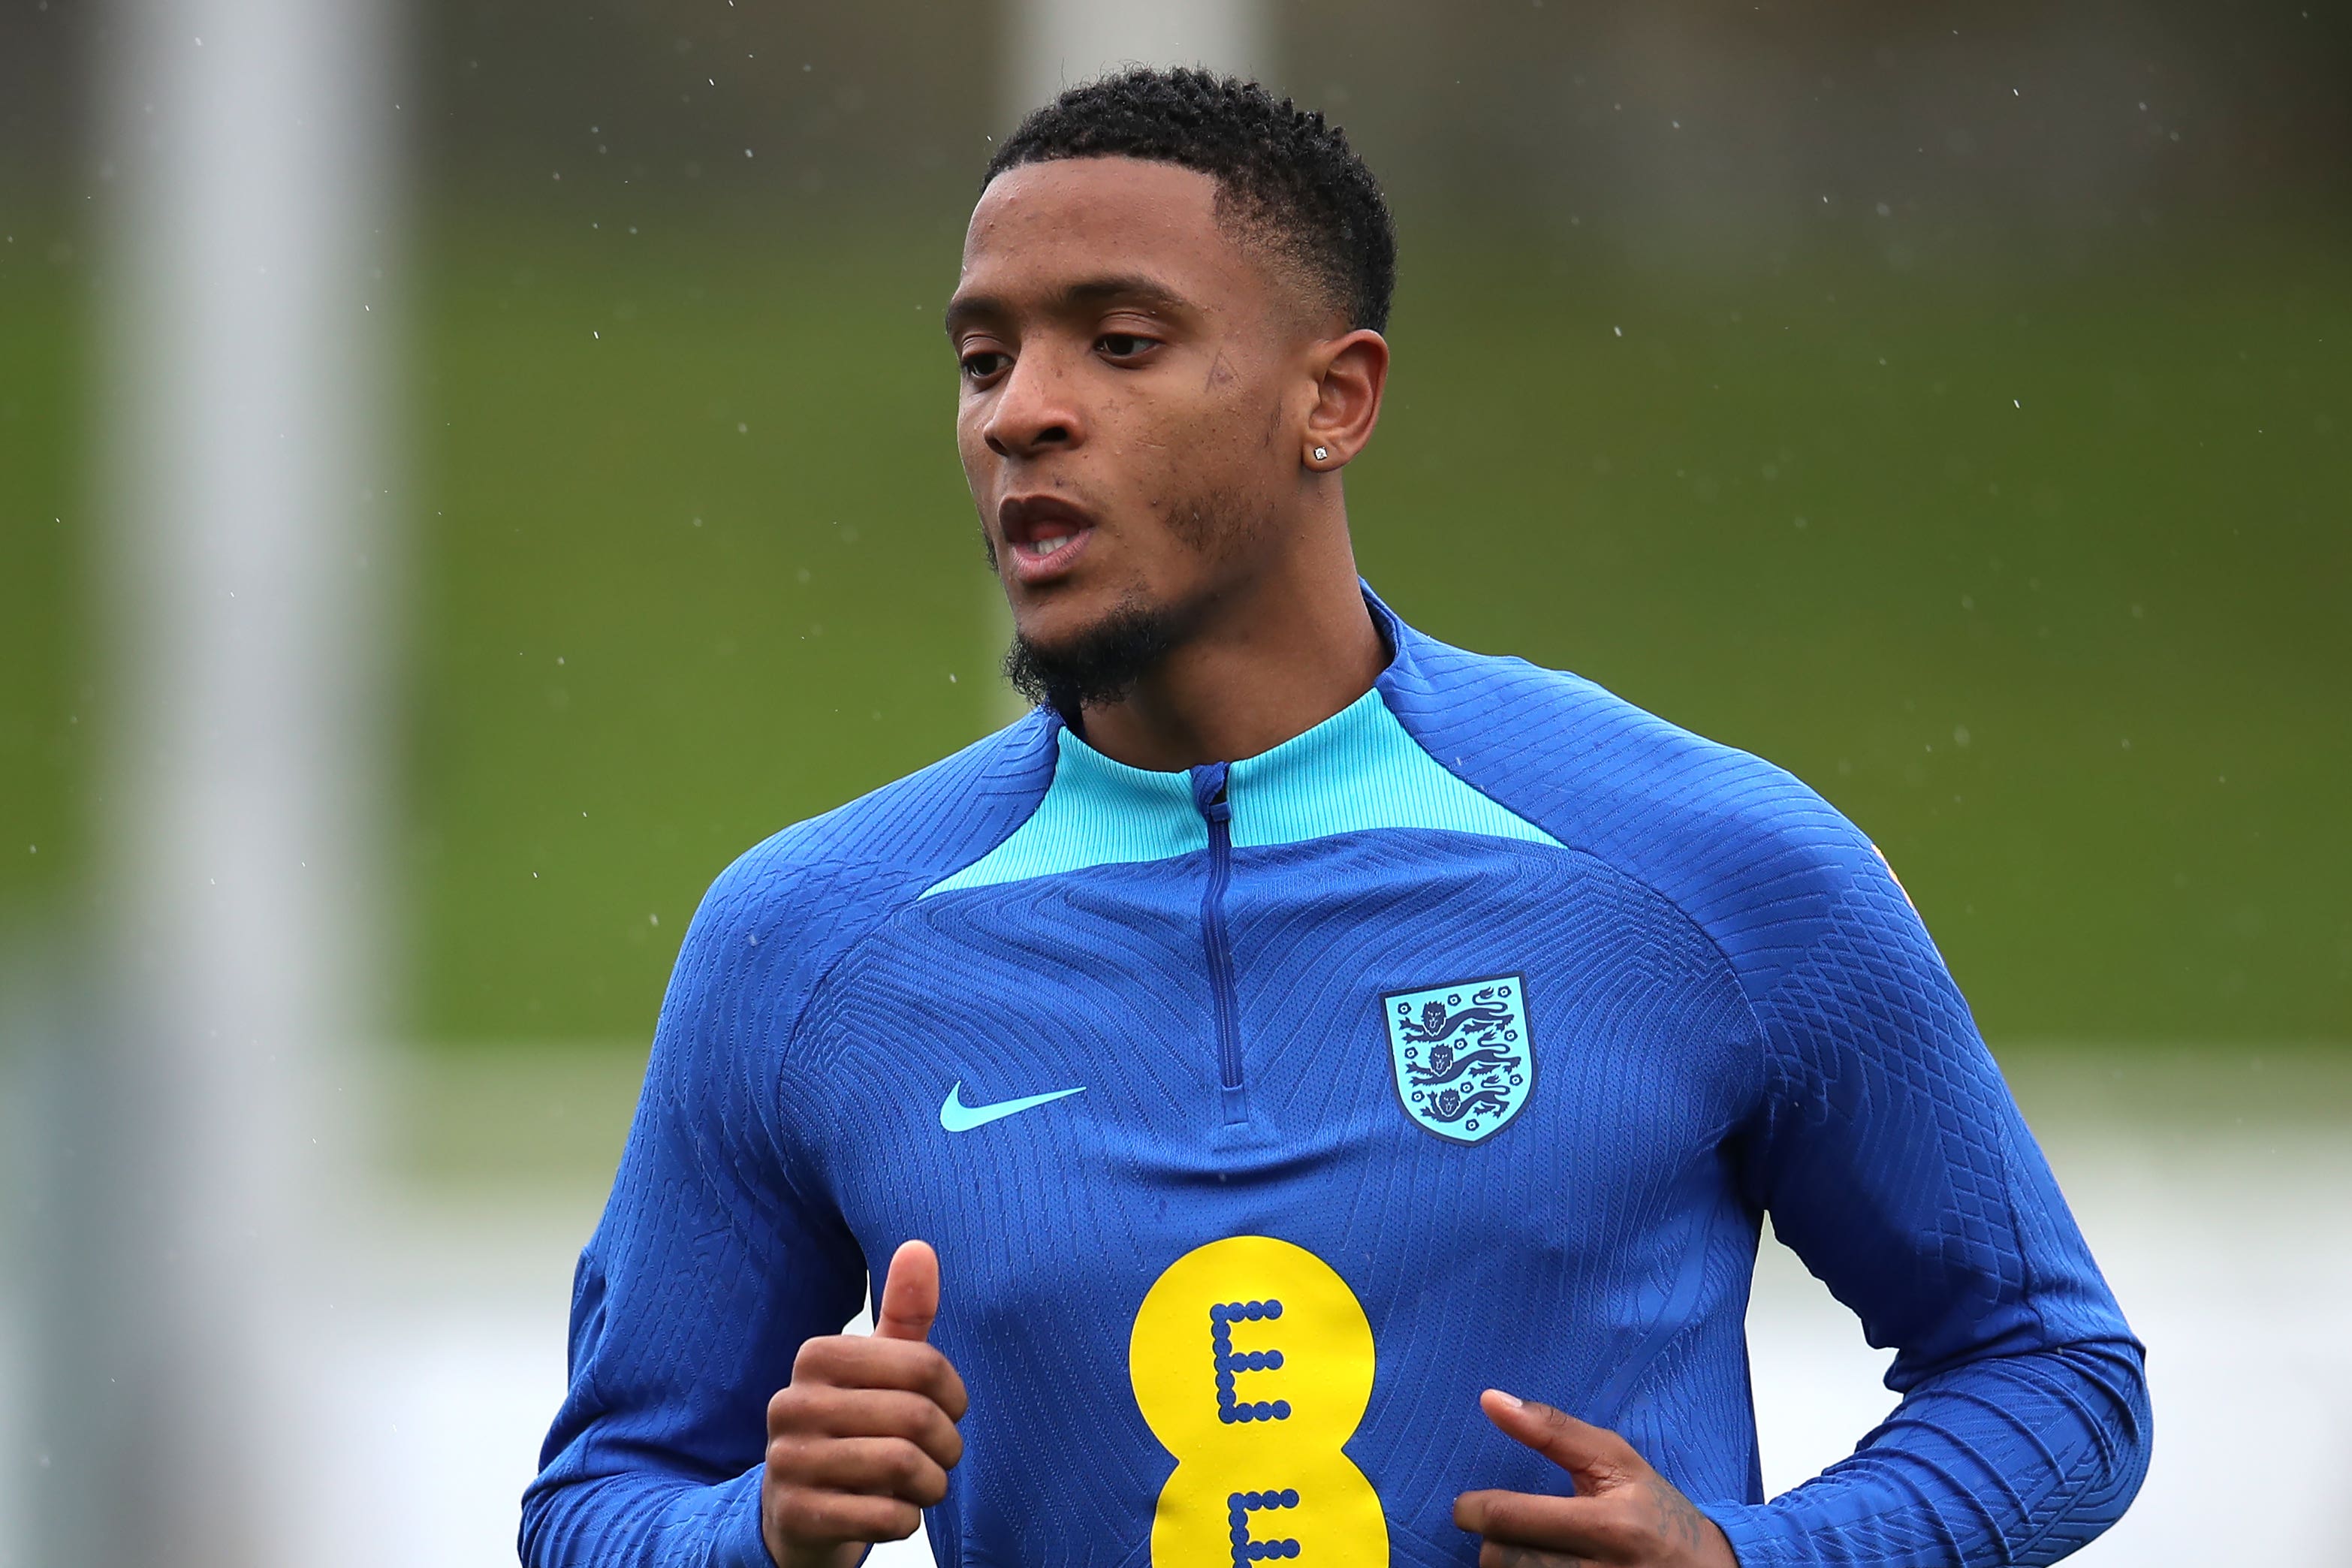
[1192,762,1247,1125]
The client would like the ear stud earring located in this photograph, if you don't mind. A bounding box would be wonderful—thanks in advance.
[1313,445,1330,462]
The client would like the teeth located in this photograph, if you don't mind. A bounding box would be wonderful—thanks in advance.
[1024,534,1070,556]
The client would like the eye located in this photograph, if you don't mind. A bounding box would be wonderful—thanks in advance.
[959,349,1009,383]
[1097,333,1156,362]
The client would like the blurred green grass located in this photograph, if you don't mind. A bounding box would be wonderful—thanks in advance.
[0,226,86,916]
[1362,240,2350,1041]
[4,215,2346,1045]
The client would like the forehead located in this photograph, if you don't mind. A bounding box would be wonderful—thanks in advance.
[957,156,1267,311]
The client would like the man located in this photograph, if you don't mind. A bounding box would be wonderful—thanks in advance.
[523,70,2149,1568]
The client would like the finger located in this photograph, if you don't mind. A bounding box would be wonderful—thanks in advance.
[767,1435,951,1508]
[1481,1543,1590,1568]
[766,1485,924,1547]
[793,1334,969,1422]
[1457,1489,1640,1558]
[875,1239,940,1343]
[1480,1391,1639,1491]
[767,1386,966,1470]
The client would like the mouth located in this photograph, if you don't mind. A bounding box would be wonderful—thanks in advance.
[997,493,1099,582]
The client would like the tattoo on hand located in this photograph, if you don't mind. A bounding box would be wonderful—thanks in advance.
[1650,1473,1715,1553]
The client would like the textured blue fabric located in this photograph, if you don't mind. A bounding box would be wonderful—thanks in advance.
[522,589,2148,1568]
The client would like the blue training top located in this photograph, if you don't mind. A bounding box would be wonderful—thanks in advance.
[523,588,2149,1568]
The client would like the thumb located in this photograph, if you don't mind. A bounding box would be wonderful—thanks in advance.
[873,1238,941,1343]
[1479,1389,1638,1494]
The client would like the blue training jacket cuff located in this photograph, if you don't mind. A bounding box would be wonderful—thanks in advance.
[714,1465,776,1568]
[1705,1500,1794,1568]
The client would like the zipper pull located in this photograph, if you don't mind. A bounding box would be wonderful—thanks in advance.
[1190,761,1232,826]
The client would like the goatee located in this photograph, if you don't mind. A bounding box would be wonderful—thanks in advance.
[1004,598,1191,715]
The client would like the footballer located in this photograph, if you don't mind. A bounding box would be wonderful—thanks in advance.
[523,71,2149,1568]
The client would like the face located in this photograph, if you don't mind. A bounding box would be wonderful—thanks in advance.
[947,157,1332,663]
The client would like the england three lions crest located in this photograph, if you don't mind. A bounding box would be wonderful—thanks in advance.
[1383,974,1534,1144]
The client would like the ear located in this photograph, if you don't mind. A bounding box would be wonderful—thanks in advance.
[1301,328,1389,473]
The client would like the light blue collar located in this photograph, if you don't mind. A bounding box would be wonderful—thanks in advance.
[921,686,1557,897]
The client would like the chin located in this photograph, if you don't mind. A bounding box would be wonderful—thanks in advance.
[1010,580,1134,649]
[1003,583,1191,711]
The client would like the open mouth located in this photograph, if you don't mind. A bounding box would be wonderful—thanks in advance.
[999,493,1098,579]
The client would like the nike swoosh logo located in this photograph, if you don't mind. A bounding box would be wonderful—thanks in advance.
[938,1080,1086,1132]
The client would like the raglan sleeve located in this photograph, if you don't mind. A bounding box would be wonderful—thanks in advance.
[1703,841,2151,1567]
[520,851,869,1568]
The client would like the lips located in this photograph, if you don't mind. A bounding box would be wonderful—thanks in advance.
[998,493,1098,580]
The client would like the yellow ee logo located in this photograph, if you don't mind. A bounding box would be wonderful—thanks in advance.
[1129,1236,1387,1565]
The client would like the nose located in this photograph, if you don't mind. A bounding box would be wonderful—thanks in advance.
[982,346,1084,460]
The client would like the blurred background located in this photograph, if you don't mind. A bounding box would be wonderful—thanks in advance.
[2,0,2347,1563]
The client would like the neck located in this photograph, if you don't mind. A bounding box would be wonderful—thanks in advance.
[1074,520,1386,772]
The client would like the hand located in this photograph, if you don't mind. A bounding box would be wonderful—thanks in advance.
[761,1240,969,1568]
[1454,1390,1737,1568]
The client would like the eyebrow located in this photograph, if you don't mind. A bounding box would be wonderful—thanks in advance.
[944,273,1193,336]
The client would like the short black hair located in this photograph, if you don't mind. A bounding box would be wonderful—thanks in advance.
[985,68,1397,335]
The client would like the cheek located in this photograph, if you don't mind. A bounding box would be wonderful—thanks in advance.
[1153,386,1264,463]
[955,407,993,474]
[1188,390,1288,483]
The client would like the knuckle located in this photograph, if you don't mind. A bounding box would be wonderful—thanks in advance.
[772,1487,822,1536]
[771,1387,832,1434]
[792,1336,838,1380]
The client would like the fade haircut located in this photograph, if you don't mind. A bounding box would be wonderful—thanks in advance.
[985,67,1398,335]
